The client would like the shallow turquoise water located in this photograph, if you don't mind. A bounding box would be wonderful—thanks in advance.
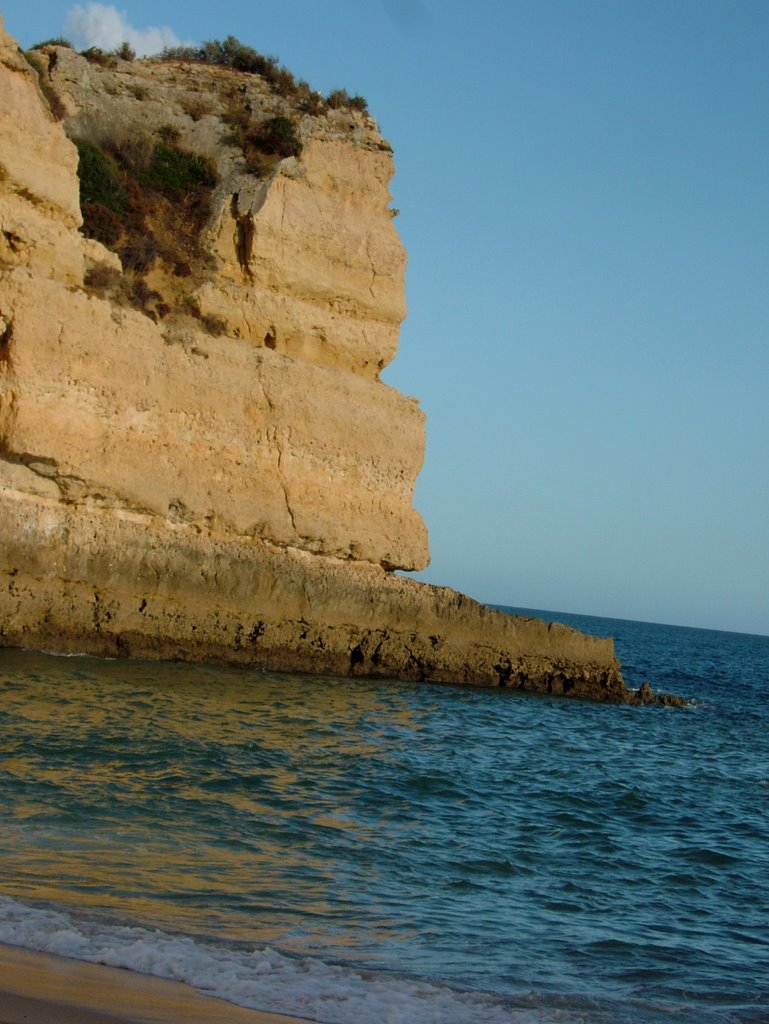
[0,610,768,1023]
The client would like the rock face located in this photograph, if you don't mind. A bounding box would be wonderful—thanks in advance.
[0,22,661,703]
[6,31,427,571]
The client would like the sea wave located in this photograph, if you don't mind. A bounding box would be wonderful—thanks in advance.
[3,627,768,1024]
[0,895,567,1024]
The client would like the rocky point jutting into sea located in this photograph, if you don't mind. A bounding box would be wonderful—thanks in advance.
[0,20,675,704]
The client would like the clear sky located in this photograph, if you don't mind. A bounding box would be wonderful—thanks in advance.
[3,1,768,635]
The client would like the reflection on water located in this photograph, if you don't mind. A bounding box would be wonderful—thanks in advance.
[0,649,432,957]
[2,625,769,1018]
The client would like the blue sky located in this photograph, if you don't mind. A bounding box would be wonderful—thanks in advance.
[3,1,768,635]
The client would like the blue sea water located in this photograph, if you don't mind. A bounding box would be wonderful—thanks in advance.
[0,608,768,1023]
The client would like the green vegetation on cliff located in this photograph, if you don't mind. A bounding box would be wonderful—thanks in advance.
[29,33,368,114]
[159,35,367,114]
[27,31,371,329]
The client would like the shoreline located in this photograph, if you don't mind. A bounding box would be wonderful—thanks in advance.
[0,943,314,1024]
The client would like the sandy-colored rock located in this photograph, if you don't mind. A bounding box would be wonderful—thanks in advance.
[38,44,405,378]
[0,25,84,285]
[0,23,671,703]
[202,138,406,374]
[0,28,80,222]
[0,270,427,568]
[0,490,628,701]
[0,29,428,571]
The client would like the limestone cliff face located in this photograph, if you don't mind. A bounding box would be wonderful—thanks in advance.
[42,44,408,377]
[0,23,663,704]
[3,27,427,571]
[0,32,84,283]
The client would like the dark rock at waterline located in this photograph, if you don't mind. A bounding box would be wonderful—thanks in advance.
[630,681,687,707]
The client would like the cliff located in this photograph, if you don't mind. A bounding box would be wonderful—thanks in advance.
[0,22,668,703]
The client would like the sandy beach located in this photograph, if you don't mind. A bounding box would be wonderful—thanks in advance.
[0,944,314,1024]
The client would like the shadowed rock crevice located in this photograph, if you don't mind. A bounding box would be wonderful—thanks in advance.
[232,193,255,276]
[0,315,12,360]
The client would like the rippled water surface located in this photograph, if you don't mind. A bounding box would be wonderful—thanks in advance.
[1,611,768,1023]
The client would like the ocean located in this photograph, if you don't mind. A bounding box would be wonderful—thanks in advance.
[0,607,767,1024]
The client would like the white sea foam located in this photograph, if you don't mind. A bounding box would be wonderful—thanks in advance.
[0,896,562,1024]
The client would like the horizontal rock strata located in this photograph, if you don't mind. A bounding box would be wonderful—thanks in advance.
[0,22,674,704]
[1,24,427,572]
[0,491,629,701]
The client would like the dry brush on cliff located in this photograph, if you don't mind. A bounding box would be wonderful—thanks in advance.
[24,37,379,342]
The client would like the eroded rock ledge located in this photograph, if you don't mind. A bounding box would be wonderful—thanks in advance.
[0,21,677,704]
[0,491,634,701]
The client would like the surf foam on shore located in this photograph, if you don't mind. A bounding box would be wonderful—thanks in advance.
[0,897,543,1024]
[0,940,309,1024]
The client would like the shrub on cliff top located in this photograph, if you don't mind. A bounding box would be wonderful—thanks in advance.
[158,34,366,111]
[326,88,368,113]
[203,36,275,76]
[161,35,282,78]
[115,42,136,61]
[29,37,73,50]
[80,46,118,68]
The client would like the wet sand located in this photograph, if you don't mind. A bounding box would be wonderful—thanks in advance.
[0,943,314,1024]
